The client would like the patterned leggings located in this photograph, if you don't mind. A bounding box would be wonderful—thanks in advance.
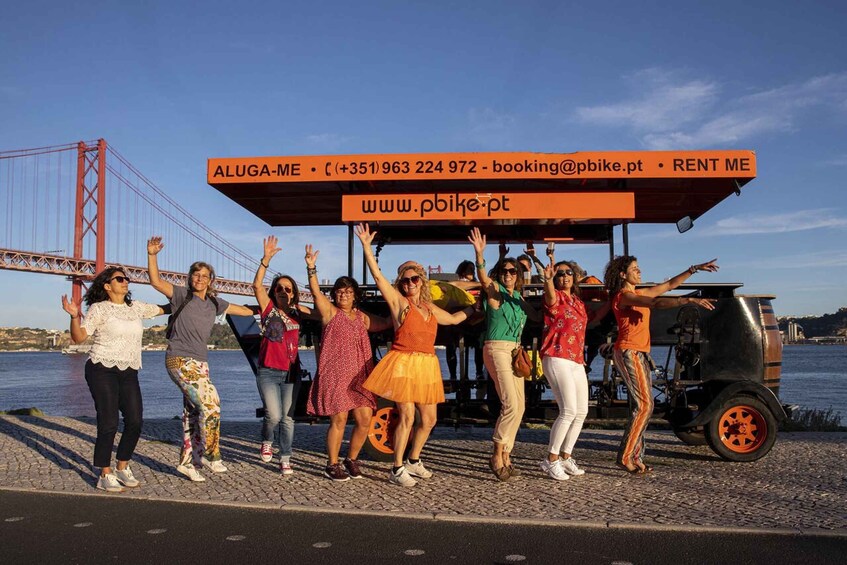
[166,356,222,465]
[613,349,654,467]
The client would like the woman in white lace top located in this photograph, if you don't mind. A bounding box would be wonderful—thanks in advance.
[62,267,164,492]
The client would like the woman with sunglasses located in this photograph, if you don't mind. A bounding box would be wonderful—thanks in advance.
[603,255,718,474]
[538,261,609,480]
[61,267,165,492]
[468,228,540,481]
[356,223,477,487]
[303,244,391,481]
[253,236,315,475]
[147,236,255,482]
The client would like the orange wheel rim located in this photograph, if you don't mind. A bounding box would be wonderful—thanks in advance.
[717,405,768,453]
[367,407,397,454]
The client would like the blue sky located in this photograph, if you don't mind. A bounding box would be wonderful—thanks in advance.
[1,0,845,330]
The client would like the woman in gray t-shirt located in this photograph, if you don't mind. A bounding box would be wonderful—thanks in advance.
[147,236,255,483]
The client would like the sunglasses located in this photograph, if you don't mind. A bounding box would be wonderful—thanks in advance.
[275,286,294,295]
[109,276,130,284]
[335,288,355,296]
[399,275,422,286]
[501,268,518,275]
[555,269,574,277]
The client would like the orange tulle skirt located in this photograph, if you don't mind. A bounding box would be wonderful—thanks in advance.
[363,350,445,404]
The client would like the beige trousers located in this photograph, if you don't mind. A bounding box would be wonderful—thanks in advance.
[483,340,526,452]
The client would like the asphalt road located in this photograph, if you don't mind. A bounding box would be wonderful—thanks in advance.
[1,491,844,565]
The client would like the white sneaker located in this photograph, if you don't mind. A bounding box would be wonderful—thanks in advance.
[260,442,273,463]
[114,466,140,488]
[201,457,228,473]
[540,459,569,481]
[96,473,125,492]
[389,467,417,487]
[280,461,293,476]
[404,460,433,479]
[561,457,585,476]
[176,464,206,482]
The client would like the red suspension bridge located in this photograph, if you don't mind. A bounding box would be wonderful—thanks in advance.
[0,139,268,305]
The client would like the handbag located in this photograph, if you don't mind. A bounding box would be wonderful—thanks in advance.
[511,346,532,379]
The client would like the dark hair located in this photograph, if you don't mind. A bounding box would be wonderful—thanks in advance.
[456,260,475,279]
[269,274,300,309]
[603,255,638,297]
[84,267,132,307]
[187,261,217,297]
[490,258,523,291]
[331,276,363,307]
[554,261,582,298]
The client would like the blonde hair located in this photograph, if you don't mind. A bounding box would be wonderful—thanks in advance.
[394,264,432,303]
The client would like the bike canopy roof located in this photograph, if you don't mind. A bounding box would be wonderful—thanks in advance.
[208,150,756,244]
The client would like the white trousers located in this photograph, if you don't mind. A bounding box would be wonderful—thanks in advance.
[543,357,588,456]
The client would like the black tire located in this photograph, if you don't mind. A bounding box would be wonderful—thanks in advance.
[672,426,708,446]
[705,395,777,462]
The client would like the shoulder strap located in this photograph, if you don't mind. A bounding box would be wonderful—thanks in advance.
[165,292,194,340]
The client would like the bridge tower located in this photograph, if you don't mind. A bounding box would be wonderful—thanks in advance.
[72,139,107,304]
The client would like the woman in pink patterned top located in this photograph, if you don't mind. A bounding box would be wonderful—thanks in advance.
[304,244,391,482]
[538,260,608,481]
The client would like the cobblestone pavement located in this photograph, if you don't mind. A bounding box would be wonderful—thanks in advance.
[1,416,845,534]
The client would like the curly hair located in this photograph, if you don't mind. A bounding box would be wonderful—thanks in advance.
[603,255,638,297]
[394,264,432,303]
[554,261,581,298]
[84,267,132,307]
[489,258,524,292]
[331,276,362,308]
[187,261,217,297]
[269,274,300,309]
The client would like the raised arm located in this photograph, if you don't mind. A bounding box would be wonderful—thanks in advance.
[147,236,174,298]
[468,227,500,302]
[542,262,557,307]
[355,223,404,316]
[641,259,719,298]
[226,303,257,316]
[618,290,716,311]
[61,295,88,343]
[305,244,336,325]
[524,243,546,277]
[253,235,280,312]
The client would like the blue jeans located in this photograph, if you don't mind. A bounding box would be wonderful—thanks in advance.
[256,367,296,461]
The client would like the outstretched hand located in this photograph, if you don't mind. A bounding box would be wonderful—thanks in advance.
[147,236,164,255]
[524,243,537,258]
[263,236,281,262]
[355,223,376,246]
[692,297,717,311]
[543,262,554,281]
[61,295,80,318]
[468,227,487,253]
[304,244,319,268]
[498,242,509,258]
[693,259,719,273]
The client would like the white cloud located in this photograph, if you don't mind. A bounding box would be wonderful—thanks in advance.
[575,70,847,149]
[701,209,847,236]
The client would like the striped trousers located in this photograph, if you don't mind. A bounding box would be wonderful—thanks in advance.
[613,349,654,467]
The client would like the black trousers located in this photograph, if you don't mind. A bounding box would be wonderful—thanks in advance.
[84,360,143,468]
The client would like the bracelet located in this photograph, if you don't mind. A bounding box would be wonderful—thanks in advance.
[260,261,269,268]
[476,260,486,269]
[689,265,697,275]
[70,315,79,320]
[307,267,317,277]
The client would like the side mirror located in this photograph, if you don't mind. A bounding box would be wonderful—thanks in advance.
[676,216,694,234]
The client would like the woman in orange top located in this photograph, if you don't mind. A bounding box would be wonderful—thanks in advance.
[603,255,718,474]
[356,223,477,487]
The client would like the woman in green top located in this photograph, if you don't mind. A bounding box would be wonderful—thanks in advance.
[469,228,540,481]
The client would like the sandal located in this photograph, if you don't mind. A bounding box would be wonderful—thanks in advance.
[489,458,510,482]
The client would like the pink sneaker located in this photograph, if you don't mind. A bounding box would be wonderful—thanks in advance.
[260,442,273,463]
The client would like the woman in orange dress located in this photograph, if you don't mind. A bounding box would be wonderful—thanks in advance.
[356,223,477,487]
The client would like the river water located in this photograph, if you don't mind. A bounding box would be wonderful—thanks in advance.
[0,345,844,421]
